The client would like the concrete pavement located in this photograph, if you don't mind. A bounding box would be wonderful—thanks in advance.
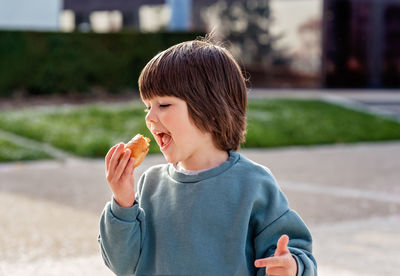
[1,141,399,275]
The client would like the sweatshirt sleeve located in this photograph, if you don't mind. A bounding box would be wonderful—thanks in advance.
[98,180,146,276]
[254,210,317,276]
[251,170,317,276]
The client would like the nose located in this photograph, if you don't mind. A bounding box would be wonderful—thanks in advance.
[145,108,158,124]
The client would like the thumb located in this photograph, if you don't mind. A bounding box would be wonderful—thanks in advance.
[274,234,290,256]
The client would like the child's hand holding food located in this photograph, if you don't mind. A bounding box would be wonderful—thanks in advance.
[105,134,150,208]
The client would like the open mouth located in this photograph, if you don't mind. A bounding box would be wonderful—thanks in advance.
[153,131,172,151]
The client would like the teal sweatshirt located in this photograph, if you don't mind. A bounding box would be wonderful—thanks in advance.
[99,152,317,276]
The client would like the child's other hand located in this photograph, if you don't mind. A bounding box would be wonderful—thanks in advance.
[254,235,298,276]
[105,143,136,208]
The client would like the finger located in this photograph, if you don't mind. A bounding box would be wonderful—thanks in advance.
[275,234,290,256]
[121,157,136,180]
[114,149,131,180]
[105,144,120,171]
[109,143,125,172]
[254,256,283,268]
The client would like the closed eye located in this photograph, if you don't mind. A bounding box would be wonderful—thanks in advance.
[144,104,169,112]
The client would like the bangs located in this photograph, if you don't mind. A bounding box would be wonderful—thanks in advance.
[138,43,194,101]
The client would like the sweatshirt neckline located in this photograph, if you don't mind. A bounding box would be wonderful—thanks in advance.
[167,151,240,183]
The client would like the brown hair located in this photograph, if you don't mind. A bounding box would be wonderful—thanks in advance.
[138,39,247,151]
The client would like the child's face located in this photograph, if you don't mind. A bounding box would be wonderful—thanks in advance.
[143,95,217,168]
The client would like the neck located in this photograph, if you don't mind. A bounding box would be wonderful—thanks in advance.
[179,149,229,171]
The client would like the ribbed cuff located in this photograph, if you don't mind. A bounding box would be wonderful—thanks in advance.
[293,254,304,276]
[110,196,139,222]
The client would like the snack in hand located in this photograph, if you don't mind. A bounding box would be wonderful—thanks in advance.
[124,134,150,168]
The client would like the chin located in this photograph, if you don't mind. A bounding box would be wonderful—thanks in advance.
[162,151,178,164]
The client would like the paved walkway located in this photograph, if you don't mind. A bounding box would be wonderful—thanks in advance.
[1,141,399,275]
[1,90,399,275]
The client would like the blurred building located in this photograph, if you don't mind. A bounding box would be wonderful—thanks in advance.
[63,0,163,31]
[0,0,231,32]
[63,0,236,32]
[322,0,400,88]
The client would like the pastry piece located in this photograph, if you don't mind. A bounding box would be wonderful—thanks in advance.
[124,134,150,167]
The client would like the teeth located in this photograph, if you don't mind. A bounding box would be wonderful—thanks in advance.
[153,131,166,136]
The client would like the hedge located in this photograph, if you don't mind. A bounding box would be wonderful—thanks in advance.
[0,30,204,97]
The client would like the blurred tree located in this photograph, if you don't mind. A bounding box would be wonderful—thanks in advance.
[207,0,289,67]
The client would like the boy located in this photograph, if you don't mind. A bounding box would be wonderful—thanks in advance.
[99,39,317,276]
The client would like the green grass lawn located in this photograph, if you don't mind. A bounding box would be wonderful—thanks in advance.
[0,102,153,159]
[0,98,400,162]
[244,99,400,148]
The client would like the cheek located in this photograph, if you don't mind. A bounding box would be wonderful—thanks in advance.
[159,112,175,128]
[164,112,194,137]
